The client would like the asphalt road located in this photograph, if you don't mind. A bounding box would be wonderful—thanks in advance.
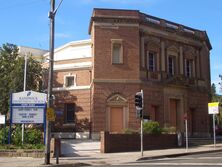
[94,151,222,167]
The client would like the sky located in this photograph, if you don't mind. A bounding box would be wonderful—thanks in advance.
[0,0,221,94]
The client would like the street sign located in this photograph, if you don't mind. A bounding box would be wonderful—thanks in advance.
[208,102,219,114]
[11,91,47,124]
[0,115,5,124]
[208,102,219,148]
[47,108,55,121]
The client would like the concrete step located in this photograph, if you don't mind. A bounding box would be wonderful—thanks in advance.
[61,139,100,157]
[188,137,222,146]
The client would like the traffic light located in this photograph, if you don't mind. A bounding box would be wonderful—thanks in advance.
[135,92,143,109]
[135,91,143,119]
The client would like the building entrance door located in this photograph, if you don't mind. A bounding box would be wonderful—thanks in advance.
[110,107,123,133]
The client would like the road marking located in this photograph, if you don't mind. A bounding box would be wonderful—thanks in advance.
[117,162,222,166]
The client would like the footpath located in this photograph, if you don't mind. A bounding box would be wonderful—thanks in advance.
[0,141,222,167]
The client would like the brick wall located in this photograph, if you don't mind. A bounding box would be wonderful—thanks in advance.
[93,25,140,80]
[92,83,141,132]
[100,131,178,153]
[53,89,91,132]
[54,69,91,87]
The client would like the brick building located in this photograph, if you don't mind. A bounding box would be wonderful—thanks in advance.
[46,9,212,138]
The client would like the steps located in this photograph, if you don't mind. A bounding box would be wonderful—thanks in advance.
[61,139,100,157]
[188,136,222,146]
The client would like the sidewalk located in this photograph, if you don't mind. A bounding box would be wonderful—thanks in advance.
[1,143,222,167]
[55,143,222,166]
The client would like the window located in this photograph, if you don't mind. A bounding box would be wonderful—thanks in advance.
[64,75,75,87]
[168,56,175,76]
[111,40,123,64]
[65,103,75,123]
[147,52,156,72]
[185,59,193,77]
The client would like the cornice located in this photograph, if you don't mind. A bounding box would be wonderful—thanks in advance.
[89,9,212,50]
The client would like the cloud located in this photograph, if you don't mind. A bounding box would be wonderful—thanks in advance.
[55,33,72,39]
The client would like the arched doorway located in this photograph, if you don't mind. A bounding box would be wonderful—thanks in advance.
[106,94,128,133]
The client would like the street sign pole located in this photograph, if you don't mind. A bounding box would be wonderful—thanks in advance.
[22,54,27,145]
[4,115,6,144]
[208,102,219,150]
[213,114,216,149]
[141,118,143,157]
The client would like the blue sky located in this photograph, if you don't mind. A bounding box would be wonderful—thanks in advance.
[0,0,221,94]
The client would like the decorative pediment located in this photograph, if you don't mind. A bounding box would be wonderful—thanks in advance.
[146,41,160,52]
[184,46,196,59]
[167,45,179,52]
[107,94,127,103]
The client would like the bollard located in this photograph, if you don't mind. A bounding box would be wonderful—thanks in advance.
[177,132,183,147]
[56,138,59,164]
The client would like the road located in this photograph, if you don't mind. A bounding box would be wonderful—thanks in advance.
[0,151,222,167]
[94,151,222,167]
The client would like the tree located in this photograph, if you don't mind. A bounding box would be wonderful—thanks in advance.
[219,74,222,93]
[0,43,45,115]
[211,83,218,102]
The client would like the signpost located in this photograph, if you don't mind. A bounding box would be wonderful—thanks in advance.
[208,102,219,149]
[0,115,6,144]
[9,91,47,144]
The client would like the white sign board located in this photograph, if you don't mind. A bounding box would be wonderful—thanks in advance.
[0,115,5,124]
[12,91,47,104]
[12,107,44,124]
[208,102,219,114]
[11,91,46,124]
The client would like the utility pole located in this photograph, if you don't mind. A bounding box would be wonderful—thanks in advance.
[45,0,63,164]
[45,0,55,164]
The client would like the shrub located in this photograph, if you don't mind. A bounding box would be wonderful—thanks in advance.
[162,126,176,134]
[25,128,42,145]
[0,125,44,149]
[143,121,161,134]
[11,125,22,145]
[0,126,9,144]
[123,128,138,134]
[5,125,43,146]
